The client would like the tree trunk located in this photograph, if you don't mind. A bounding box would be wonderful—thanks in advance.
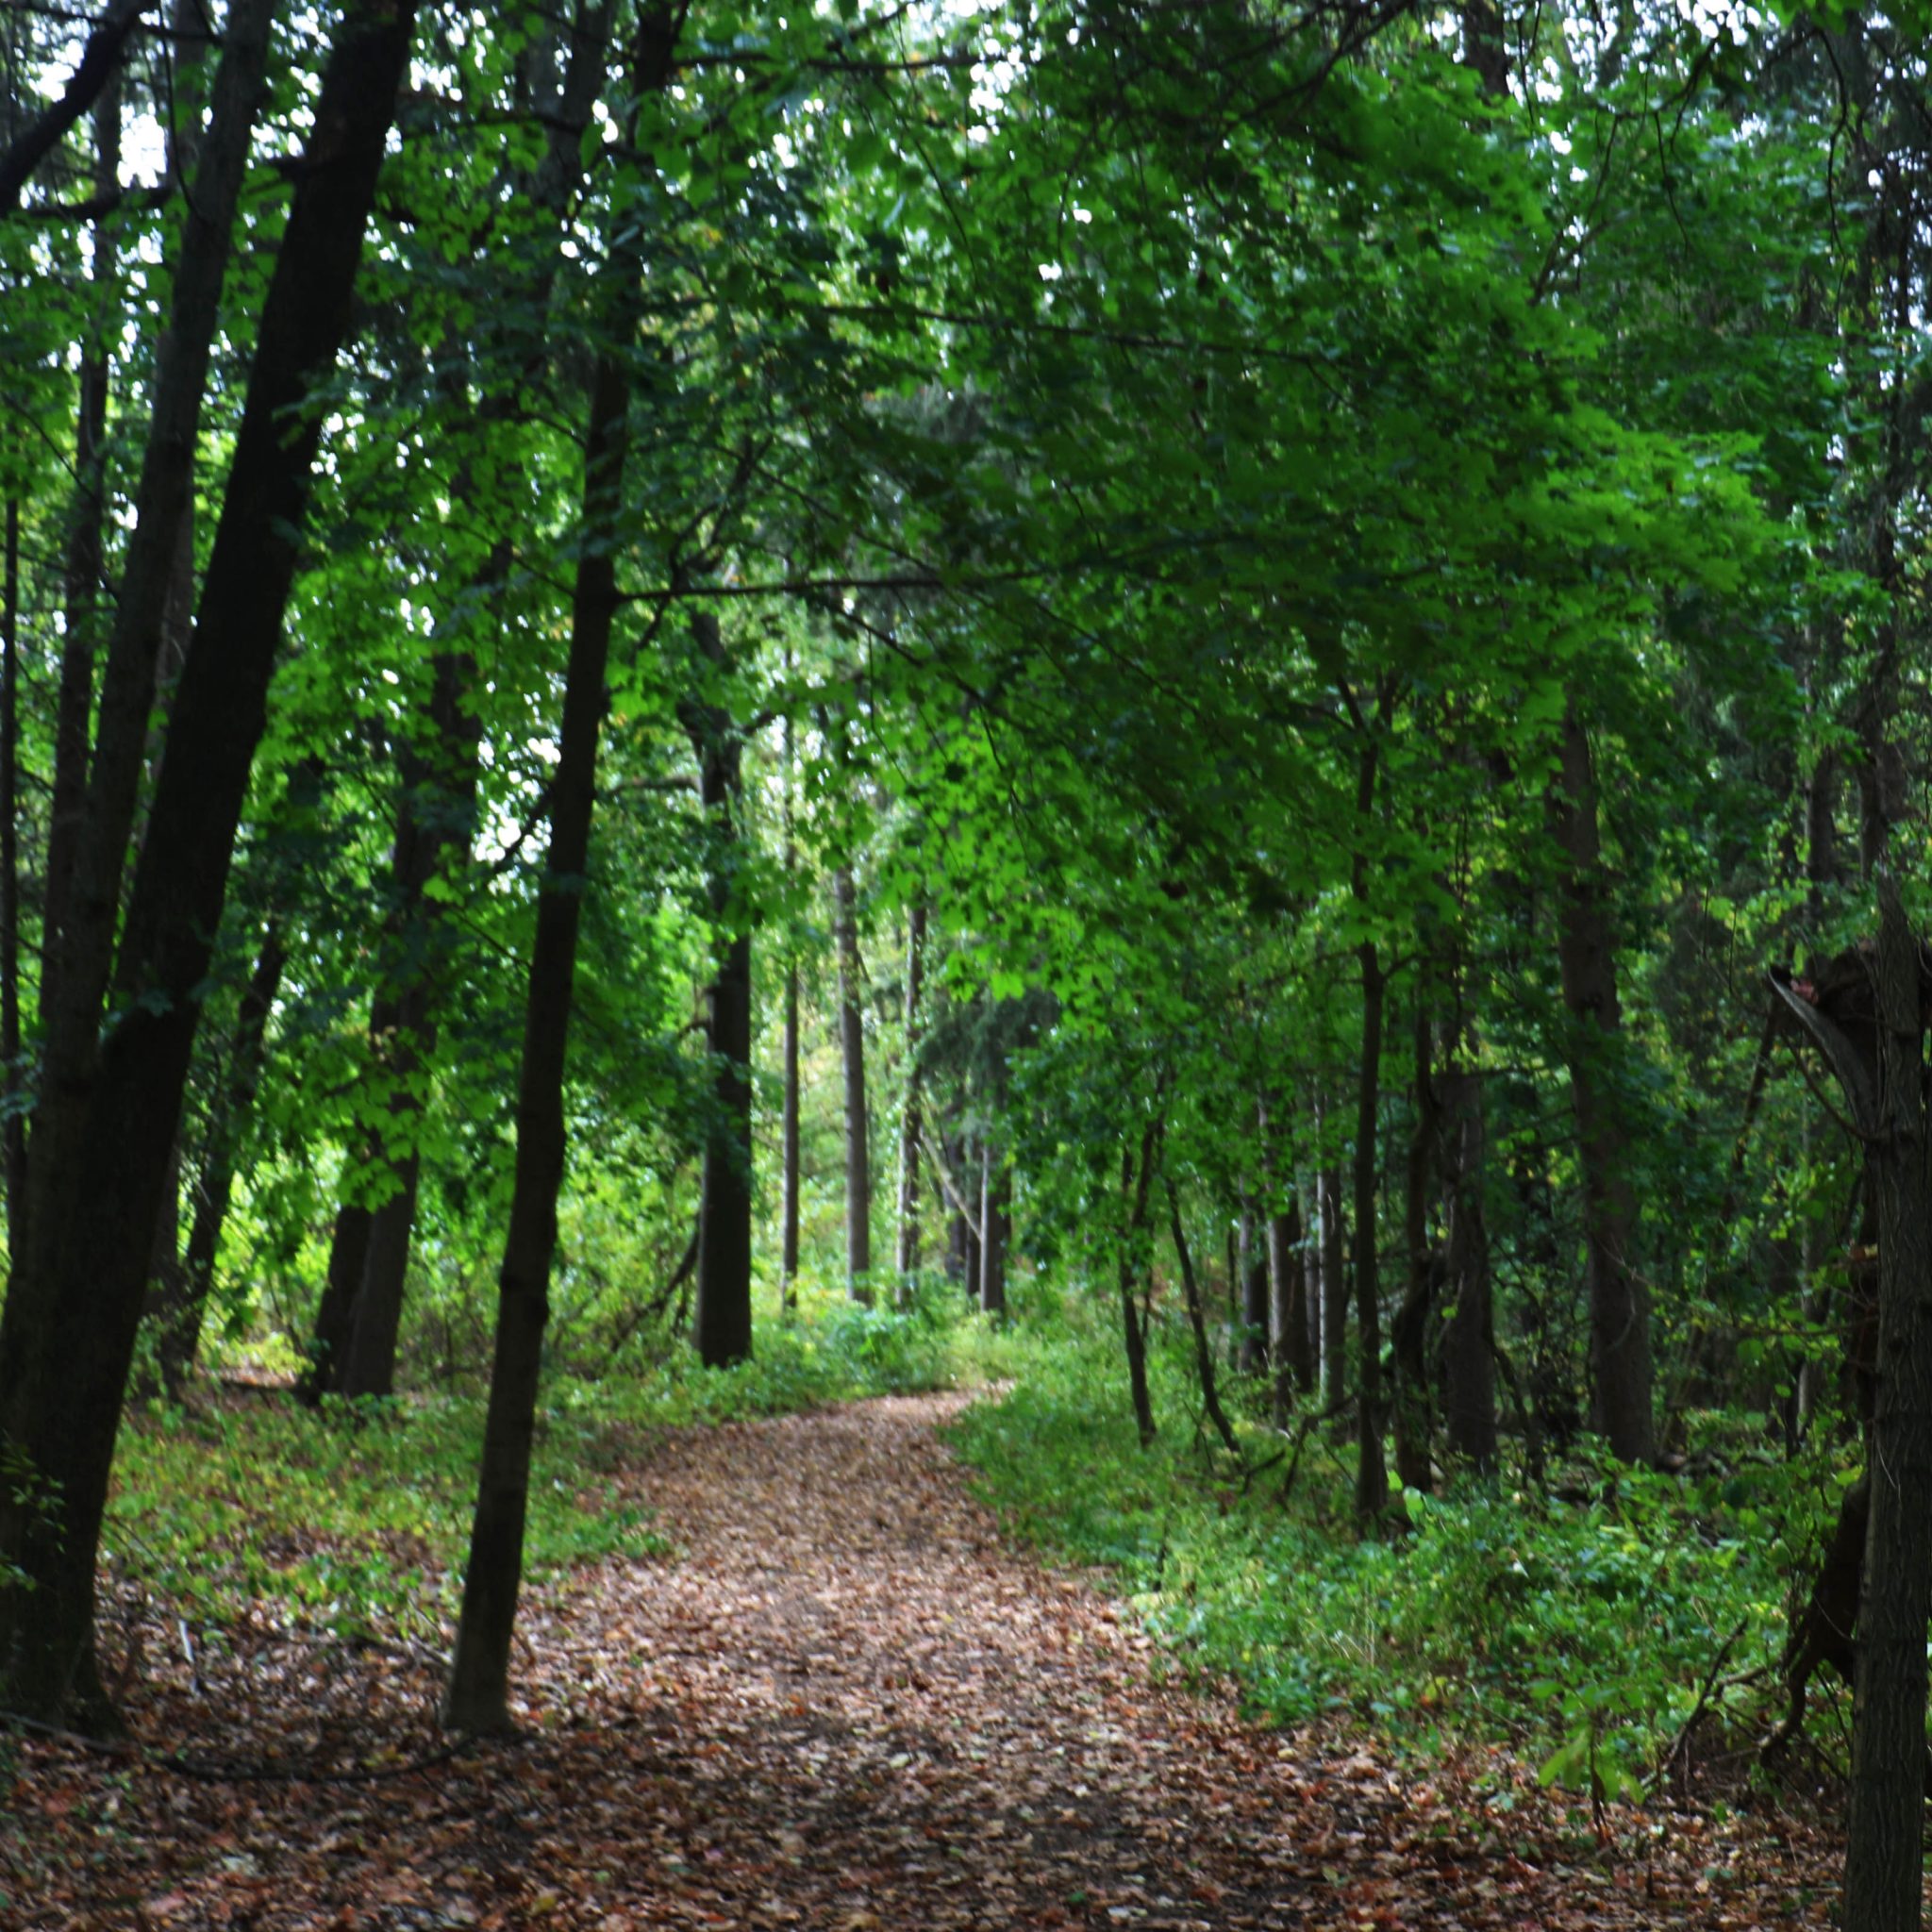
[1551,699,1655,1465]
[1319,1156,1347,1410]
[41,71,121,1027]
[781,955,801,1306]
[1238,1200,1268,1373]
[30,0,273,1132]
[686,612,753,1368]
[339,653,480,1399]
[1169,1182,1238,1456]
[1439,1011,1497,1474]
[1268,1197,1307,1426]
[779,709,800,1307]
[1391,999,1439,1495]
[0,0,415,1729]
[153,924,287,1395]
[1120,1119,1161,1450]
[833,864,871,1301]
[443,109,653,1722]
[1,495,22,1255]
[1353,935,1389,1521]
[1841,872,1932,1932]
[977,1137,1008,1318]
[894,902,927,1298]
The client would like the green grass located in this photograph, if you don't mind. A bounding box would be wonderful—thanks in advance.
[109,1287,1017,1648]
[945,1302,1833,1799]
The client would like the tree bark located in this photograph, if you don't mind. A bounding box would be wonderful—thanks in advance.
[686,611,753,1368]
[833,864,872,1301]
[1169,1182,1238,1456]
[1120,1117,1161,1449]
[338,652,480,1398]
[42,70,121,1040]
[1391,998,1439,1494]
[153,924,287,1395]
[1318,1154,1347,1410]
[24,0,275,1286]
[1238,1200,1268,1373]
[977,1136,1008,1317]
[1439,1007,1496,1474]
[0,0,149,211]
[1840,872,1932,1932]
[1,495,22,1255]
[1551,699,1655,1465]
[1268,1197,1307,1425]
[779,710,800,1307]
[0,0,417,1729]
[894,901,927,1298]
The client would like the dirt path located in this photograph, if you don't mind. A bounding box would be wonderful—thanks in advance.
[8,1392,1837,1929]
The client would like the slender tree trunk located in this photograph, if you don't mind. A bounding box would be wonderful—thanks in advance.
[339,654,480,1399]
[779,709,800,1307]
[686,612,752,1368]
[153,924,286,1395]
[894,901,927,1298]
[1119,1120,1160,1449]
[1391,998,1440,1494]
[1551,700,1655,1465]
[781,956,800,1306]
[1238,1200,1268,1373]
[832,864,871,1302]
[1168,1183,1238,1455]
[1353,934,1389,1521]
[977,1137,1007,1317]
[443,57,658,1711]
[1841,873,1932,1932]
[0,0,415,1729]
[1,494,22,1254]
[1268,1197,1307,1425]
[1439,1000,1496,1474]
[1318,1153,1347,1409]
[41,73,121,1024]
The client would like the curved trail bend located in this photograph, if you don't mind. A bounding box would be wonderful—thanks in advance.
[14,1391,1834,1929]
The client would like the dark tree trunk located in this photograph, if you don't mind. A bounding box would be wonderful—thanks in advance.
[1238,1201,1268,1373]
[1551,700,1655,1465]
[779,712,800,1307]
[1168,1182,1238,1455]
[300,1120,383,1406]
[894,902,927,1299]
[153,924,287,1395]
[781,956,801,1305]
[1439,1008,1497,1474]
[1,496,22,1254]
[1319,1157,1347,1410]
[1841,874,1932,1932]
[42,73,121,1025]
[1353,934,1389,1521]
[833,865,871,1301]
[977,1139,1008,1318]
[444,179,649,1731]
[339,653,480,1399]
[1268,1198,1308,1426]
[1391,1000,1440,1495]
[1119,1119,1161,1450]
[686,612,753,1368]
[0,0,416,1729]
[33,0,272,1119]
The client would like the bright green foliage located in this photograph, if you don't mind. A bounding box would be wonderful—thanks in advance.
[951,1308,1820,1794]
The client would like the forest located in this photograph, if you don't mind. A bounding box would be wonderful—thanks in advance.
[4,0,1932,1924]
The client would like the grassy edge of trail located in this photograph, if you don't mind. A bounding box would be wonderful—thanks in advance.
[942,1298,1837,1809]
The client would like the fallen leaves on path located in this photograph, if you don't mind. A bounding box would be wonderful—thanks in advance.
[3,1393,1851,1928]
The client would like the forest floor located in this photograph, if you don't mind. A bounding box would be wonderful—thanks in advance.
[5,1391,1847,1930]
